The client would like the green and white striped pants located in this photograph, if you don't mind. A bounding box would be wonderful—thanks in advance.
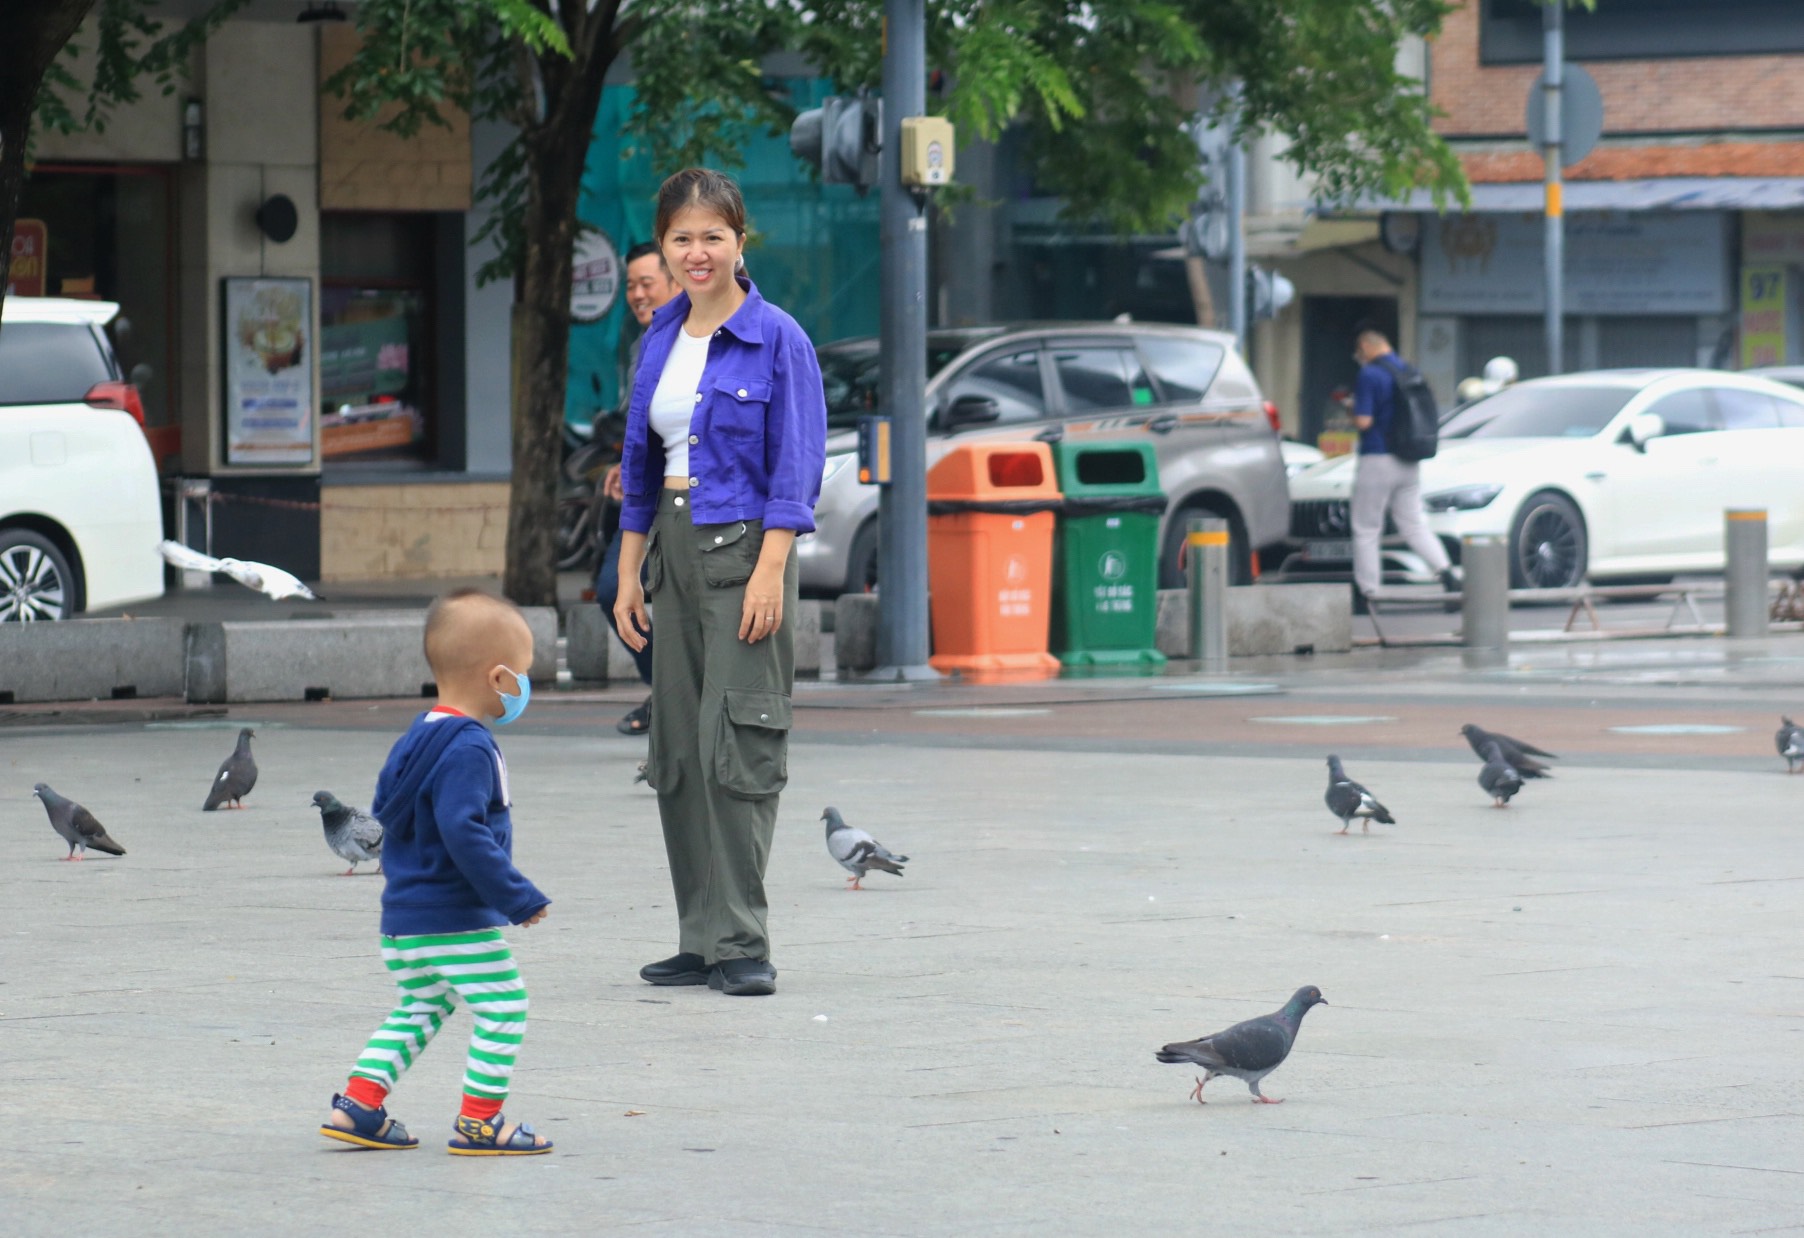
[349,928,528,1101]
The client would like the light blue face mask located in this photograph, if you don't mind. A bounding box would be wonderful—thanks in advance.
[495,666,530,726]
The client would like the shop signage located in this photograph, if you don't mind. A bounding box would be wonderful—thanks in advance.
[223,276,315,466]
[1420,212,1731,317]
[1740,268,1788,368]
[8,219,48,297]
[571,227,620,323]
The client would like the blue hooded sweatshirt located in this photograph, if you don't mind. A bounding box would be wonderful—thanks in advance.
[371,711,550,937]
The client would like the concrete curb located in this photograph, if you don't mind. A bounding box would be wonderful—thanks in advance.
[832,584,1350,673]
[0,617,188,704]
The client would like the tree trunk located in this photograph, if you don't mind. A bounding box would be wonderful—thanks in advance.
[1184,253,1218,332]
[0,0,99,324]
[500,133,585,607]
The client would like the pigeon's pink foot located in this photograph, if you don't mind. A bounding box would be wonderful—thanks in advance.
[847,878,863,890]
[1189,1077,1207,1104]
[60,855,76,862]
[1253,1095,1284,1104]
[1336,827,1349,835]
[342,867,357,877]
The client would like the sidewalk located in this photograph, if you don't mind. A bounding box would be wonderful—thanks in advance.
[4,669,1802,1235]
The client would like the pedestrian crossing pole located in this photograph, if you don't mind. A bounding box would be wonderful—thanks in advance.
[1542,0,1565,375]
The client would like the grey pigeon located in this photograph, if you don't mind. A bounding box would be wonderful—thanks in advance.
[822,806,907,890]
[1324,755,1395,834]
[311,791,383,876]
[1477,741,1523,808]
[203,727,258,811]
[1777,717,1803,774]
[1461,723,1555,779]
[634,761,649,785]
[33,783,126,861]
[1156,985,1327,1104]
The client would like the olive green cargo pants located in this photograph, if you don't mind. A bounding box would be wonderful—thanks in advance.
[642,489,797,964]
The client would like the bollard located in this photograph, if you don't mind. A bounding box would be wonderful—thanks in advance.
[1725,509,1769,639]
[1461,535,1510,668]
[1187,517,1228,667]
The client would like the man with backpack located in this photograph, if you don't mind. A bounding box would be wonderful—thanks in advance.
[1349,321,1458,611]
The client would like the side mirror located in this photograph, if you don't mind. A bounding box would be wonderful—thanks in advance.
[1626,412,1664,450]
[946,394,1001,428]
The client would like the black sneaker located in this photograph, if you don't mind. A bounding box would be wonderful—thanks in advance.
[708,958,777,996]
[639,952,708,986]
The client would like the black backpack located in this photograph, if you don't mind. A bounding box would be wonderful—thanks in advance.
[1377,355,1439,463]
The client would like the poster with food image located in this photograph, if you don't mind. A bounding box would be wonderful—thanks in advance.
[224,277,315,465]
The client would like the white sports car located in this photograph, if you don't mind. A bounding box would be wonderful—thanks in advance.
[1281,369,1804,589]
[0,297,165,619]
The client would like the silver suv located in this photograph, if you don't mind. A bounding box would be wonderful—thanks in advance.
[798,322,1290,596]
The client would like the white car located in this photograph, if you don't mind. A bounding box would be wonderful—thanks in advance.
[1281,370,1804,589]
[0,297,165,620]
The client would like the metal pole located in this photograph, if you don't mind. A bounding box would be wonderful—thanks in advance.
[1226,90,1248,350]
[1725,509,1770,639]
[872,0,937,680]
[1461,535,1510,668]
[1542,1,1564,375]
[1187,517,1229,667]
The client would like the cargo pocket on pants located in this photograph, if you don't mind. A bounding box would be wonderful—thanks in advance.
[715,687,792,799]
[642,525,665,597]
[698,520,763,588]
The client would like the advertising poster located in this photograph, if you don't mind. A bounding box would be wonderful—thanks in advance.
[224,277,314,465]
[8,220,47,296]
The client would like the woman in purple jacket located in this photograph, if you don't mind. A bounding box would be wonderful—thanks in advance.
[612,168,828,997]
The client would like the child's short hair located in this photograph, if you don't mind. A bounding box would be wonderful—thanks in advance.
[423,588,528,679]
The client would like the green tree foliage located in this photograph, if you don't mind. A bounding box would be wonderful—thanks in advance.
[13,0,1468,604]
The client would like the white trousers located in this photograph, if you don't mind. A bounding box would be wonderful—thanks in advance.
[1351,453,1450,596]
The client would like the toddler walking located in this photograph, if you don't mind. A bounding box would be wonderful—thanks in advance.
[320,589,554,1155]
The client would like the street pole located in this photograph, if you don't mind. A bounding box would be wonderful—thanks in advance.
[1226,90,1248,349]
[1542,0,1564,375]
[872,0,937,679]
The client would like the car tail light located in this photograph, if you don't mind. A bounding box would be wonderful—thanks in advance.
[84,380,146,427]
[1262,400,1281,433]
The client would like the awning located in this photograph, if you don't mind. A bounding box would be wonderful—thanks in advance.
[1363,177,1804,214]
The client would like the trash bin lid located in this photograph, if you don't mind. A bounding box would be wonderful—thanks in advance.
[926,441,1063,502]
[1049,440,1163,497]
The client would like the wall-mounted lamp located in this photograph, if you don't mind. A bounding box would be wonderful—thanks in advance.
[297,2,348,22]
[182,98,203,161]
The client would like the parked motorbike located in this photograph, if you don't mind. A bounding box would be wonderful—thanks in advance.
[555,411,625,572]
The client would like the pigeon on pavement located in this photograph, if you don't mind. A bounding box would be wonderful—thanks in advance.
[311,791,383,876]
[1478,741,1523,808]
[1156,985,1327,1104]
[634,761,649,785]
[1777,717,1804,775]
[1324,755,1395,835]
[33,783,126,860]
[1461,724,1555,779]
[822,807,907,890]
[203,728,259,811]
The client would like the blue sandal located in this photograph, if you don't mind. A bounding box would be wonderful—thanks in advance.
[319,1093,419,1150]
[448,1112,554,1156]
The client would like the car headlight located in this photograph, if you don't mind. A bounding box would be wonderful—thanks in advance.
[1424,484,1503,512]
[822,453,854,484]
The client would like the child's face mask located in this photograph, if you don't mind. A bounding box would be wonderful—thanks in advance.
[494,665,530,725]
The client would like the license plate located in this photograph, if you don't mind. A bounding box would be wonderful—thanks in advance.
[1303,540,1351,560]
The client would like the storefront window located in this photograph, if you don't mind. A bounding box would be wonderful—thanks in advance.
[320,212,437,464]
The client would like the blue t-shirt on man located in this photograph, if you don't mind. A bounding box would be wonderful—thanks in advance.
[1352,359,1399,456]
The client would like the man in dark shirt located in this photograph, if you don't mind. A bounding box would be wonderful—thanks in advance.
[1350,322,1456,605]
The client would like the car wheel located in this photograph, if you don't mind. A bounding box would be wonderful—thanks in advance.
[0,530,77,622]
[844,520,880,595]
[1159,504,1253,589]
[1508,491,1587,590]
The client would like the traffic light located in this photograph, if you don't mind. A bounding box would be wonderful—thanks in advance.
[1247,266,1296,322]
[789,92,882,194]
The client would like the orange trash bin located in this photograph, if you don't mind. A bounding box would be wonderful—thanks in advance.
[926,442,1064,675]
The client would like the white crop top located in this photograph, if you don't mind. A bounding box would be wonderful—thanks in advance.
[648,329,711,477]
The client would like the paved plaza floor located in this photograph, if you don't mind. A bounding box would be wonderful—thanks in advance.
[5,642,1804,1235]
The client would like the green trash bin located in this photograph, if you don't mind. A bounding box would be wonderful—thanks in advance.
[1048,441,1168,668]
